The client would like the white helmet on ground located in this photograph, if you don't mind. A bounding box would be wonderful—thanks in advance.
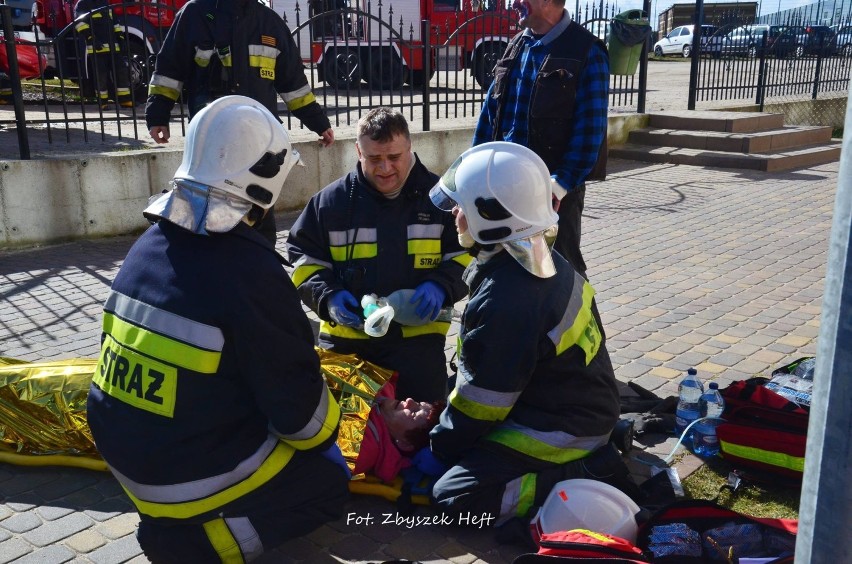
[530,479,641,543]
[144,95,300,234]
[429,141,559,277]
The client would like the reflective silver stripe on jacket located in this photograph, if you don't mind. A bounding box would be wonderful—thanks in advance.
[407,223,443,239]
[194,47,215,67]
[108,435,278,502]
[105,291,224,352]
[328,228,378,245]
[292,254,332,270]
[149,72,184,93]
[226,517,263,560]
[495,419,610,451]
[546,270,586,348]
[281,83,312,103]
[455,378,521,409]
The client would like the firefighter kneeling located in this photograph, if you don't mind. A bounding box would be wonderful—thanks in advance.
[87,96,349,562]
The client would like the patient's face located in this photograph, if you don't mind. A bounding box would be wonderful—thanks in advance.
[380,398,434,444]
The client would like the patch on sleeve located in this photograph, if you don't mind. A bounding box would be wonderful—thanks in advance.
[261,35,276,47]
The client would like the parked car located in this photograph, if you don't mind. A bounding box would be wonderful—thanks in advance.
[721,24,797,58]
[653,24,721,57]
[788,24,836,57]
[835,26,852,57]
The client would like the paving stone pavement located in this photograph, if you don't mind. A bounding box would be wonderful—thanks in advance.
[0,156,835,562]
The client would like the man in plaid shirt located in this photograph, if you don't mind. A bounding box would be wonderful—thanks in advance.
[473,0,608,279]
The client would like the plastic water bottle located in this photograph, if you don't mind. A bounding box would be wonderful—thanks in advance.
[692,383,725,457]
[674,368,704,442]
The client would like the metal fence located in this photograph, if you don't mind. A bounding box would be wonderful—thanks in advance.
[1,1,644,159]
[689,2,852,126]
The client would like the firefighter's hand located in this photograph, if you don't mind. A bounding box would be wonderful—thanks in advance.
[318,128,334,147]
[149,126,170,144]
[411,281,445,321]
[328,290,362,328]
[320,444,351,479]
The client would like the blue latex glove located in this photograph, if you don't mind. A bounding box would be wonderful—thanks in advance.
[321,443,352,479]
[410,281,446,321]
[411,447,448,477]
[327,290,362,328]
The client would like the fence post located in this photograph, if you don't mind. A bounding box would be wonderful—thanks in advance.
[687,0,704,110]
[1,4,31,160]
[637,0,651,114]
[421,19,430,132]
[755,31,768,111]
[811,42,824,100]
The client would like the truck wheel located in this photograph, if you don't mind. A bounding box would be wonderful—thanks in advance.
[323,47,361,90]
[473,41,506,91]
[124,40,151,102]
[407,67,436,87]
[365,49,404,90]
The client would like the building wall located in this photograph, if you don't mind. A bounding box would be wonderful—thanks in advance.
[658,2,758,36]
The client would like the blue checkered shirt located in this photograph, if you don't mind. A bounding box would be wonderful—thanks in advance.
[473,14,609,195]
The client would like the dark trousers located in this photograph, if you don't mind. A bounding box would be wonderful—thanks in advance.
[319,333,449,402]
[91,51,131,104]
[135,449,349,563]
[554,183,586,276]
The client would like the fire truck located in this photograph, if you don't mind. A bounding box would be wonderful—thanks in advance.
[272,0,518,90]
[30,0,516,96]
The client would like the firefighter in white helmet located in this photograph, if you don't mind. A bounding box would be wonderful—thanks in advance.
[427,142,637,533]
[87,96,349,562]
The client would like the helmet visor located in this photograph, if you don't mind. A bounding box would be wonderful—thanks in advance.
[429,183,457,211]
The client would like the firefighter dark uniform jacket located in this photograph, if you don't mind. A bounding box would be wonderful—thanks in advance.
[145,0,330,132]
[87,220,340,523]
[74,0,123,54]
[286,155,471,343]
[490,21,607,181]
[430,250,620,465]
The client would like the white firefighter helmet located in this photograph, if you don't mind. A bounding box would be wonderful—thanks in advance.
[144,95,300,234]
[530,479,641,543]
[429,141,559,277]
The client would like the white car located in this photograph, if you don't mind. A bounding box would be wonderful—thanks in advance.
[653,24,721,58]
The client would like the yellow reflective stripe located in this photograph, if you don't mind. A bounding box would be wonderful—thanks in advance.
[448,387,513,422]
[282,388,340,450]
[75,22,90,32]
[329,243,377,261]
[319,321,370,339]
[194,47,214,67]
[93,335,178,418]
[248,55,276,69]
[516,473,537,517]
[149,84,181,101]
[452,253,473,268]
[285,92,316,112]
[91,12,103,18]
[203,518,245,564]
[485,428,591,464]
[553,281,600,365]
[124,442,295,519]
[719,440,805,472]
[292,264,325,288]
[282,83,312,102]
[401,321,450,337]
[103,312,221,374]
[408,239,441,254]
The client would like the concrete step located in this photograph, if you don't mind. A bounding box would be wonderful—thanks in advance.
[609,141,842,172]
[628,125,834,154]
[647,111,786,133]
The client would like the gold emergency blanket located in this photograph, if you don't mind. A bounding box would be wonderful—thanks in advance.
[315,348,394,473]
[0,357,101,461]
[0,351,393,474]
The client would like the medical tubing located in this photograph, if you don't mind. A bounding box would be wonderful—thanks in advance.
[662,416,727,464]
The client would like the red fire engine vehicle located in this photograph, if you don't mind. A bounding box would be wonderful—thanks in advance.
[31,0,516,96]
[273,0,518,90]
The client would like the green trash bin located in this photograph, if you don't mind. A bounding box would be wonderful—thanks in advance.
[608,10,651,76]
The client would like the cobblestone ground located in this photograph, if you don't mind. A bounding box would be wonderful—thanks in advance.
[0,157,835,562]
